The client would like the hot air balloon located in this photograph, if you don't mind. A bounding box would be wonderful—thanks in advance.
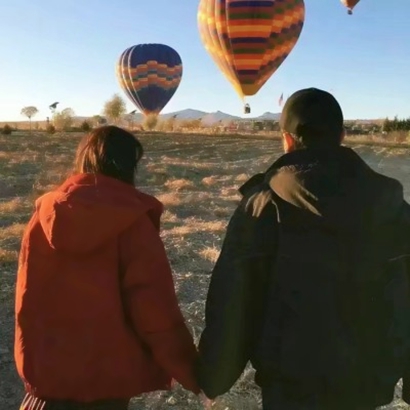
[341,0,360,15]
[116,44,183,116]
[198,0,305,114]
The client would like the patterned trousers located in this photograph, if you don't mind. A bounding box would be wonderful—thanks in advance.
[19,393,130,410]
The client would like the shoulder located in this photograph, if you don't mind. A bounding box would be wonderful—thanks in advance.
[134,189,164,231]
[135,189,164,210]
[366,170,404,214]
[237,174,276,220]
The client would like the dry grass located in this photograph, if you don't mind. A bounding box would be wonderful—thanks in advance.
[235,173,250,183]
[198,246,220,264]
[1,131,409,410]
[156,192,182,207]
[161,210,179,223]
[166,220,226,237]
[164,178,195,191]
[202,176,219,186]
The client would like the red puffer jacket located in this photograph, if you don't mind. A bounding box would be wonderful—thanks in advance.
[15,173,199,402]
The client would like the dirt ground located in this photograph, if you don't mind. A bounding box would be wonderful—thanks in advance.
[1,132,409,409]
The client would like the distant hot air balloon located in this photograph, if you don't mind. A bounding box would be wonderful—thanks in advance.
[198,0,305,114]
[116,44,183,116]
[341,0,360,15]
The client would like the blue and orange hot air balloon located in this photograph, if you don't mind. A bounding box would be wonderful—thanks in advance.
[198,0,305,114]
[116,44,183,116]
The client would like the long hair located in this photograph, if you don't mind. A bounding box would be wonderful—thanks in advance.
[74,126,144,185]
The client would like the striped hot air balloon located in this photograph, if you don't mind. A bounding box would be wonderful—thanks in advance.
[116,44,183,116]
[341,0,361,15]
[198,0,305,113]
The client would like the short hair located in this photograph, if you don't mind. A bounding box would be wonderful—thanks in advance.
[74,126,143,185]
[280,88,344,149]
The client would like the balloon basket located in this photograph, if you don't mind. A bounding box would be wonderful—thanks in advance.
[244,104,251,115]
[348,9,353,15]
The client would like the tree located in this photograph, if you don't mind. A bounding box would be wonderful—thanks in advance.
[382,118,392,133]
[21,106,39,132]
[81,120,92,132]
[92,115,107,127]
[143,114,158,131]
[53,108,75,131]
[103,94,126,124]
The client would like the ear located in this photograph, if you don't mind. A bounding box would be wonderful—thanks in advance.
[283,132,296,153]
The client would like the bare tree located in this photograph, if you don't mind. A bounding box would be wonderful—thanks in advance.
[20,106,39,132]
[103,94,126,124]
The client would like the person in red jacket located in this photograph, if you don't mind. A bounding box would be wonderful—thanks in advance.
[15,126,199,410]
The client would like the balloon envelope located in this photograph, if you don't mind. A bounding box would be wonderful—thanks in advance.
[116,44,183,115]
[341,0,360,12]
[198,0,305,99]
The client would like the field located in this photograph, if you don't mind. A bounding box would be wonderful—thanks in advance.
[1,131,410,409]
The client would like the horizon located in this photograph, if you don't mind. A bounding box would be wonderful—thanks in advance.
[0,106,389,124]
[0,1,409,122]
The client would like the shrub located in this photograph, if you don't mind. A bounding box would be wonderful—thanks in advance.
[46,124,56,134]
[81,121,92,132]
[1,124,12,135]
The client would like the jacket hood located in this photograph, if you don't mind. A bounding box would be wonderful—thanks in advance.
[36,173,163,254]
[240,146,404,232]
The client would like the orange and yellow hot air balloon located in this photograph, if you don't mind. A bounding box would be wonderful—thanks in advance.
[341,0,361,15]
[198,0,305,114]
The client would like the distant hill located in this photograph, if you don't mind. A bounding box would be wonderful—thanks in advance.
[119,109,281,125]
[162,108,207,120]
[257,112,281,121]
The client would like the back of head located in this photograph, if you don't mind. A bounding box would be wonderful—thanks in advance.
[279,88,344,149]
[75,126,144,185]
[37,126,148,254]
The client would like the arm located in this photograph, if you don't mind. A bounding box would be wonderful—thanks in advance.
[398,201,410,404]
[196,188,277,399]
[121,214,199,394]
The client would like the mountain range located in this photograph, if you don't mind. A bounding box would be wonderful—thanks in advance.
[125,109,281,125]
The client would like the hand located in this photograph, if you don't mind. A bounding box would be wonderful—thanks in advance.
[199,392,214,410]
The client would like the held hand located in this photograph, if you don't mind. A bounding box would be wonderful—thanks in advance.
[199,392,214,410]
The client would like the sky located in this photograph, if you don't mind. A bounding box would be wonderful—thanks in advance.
[0,0,409,121]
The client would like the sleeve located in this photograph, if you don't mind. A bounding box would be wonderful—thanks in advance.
[121,214,199,394]
[196,189,278,399]
[398,201,410,404]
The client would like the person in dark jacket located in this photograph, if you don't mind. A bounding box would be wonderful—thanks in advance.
[15,126,200,410]
[196,88,410,410]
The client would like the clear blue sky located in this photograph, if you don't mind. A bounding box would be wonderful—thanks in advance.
[0,0,409,121]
